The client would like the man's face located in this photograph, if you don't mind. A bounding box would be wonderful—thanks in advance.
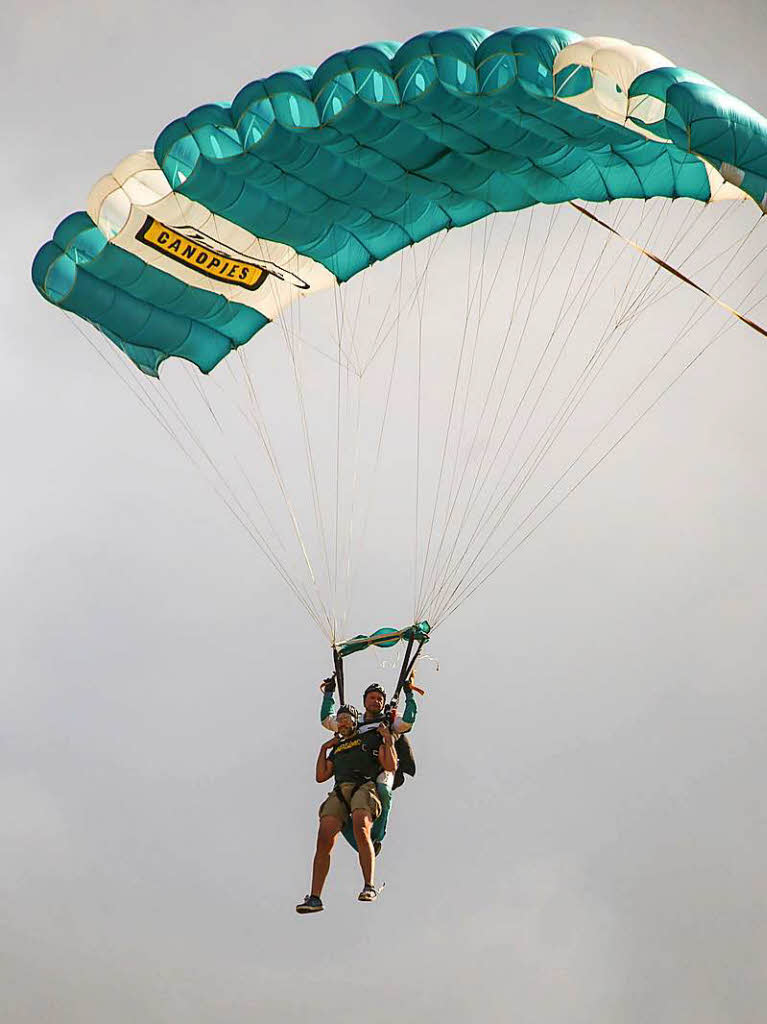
[336,712,356,737]
[364,690,385,715]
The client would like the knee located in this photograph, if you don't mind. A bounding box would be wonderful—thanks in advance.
[352,812,372,838]
[317,820,339,852]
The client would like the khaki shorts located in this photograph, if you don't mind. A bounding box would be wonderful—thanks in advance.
[319,781,381,824]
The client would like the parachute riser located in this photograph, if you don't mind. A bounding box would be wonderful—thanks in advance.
[332,647,346,705]
[390,637,426,712]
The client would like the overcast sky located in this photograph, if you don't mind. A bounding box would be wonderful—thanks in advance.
[4,2,767,1022]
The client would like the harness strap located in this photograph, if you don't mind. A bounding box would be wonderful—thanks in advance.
[334,779,365,816]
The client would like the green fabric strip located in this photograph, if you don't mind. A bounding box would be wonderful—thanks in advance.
[337,621,431,658]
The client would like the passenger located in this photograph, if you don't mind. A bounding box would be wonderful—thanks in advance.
[320,676,418,851]
[296,705,397,913]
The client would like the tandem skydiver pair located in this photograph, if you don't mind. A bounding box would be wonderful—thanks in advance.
[295,676,419,914]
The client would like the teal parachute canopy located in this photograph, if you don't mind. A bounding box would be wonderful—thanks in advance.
[30,28,767,644]
[32,27,767,376]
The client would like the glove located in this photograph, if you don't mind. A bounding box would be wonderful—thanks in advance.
[321,675,336,694]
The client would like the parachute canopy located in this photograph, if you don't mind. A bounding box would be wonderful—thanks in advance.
[32,27,767,376]
[31,28,767,644]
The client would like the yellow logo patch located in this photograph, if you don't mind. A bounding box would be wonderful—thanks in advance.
[335,737,362,755]
[136,217,268,291]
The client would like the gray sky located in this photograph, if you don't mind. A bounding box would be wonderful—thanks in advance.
[4,2,767,1022]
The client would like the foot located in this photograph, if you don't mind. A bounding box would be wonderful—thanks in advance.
[358,884,378,902]
[296,894,323,914]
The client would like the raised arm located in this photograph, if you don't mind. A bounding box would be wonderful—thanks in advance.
[392,684,418,734]
[320,677,338,733]
[316,737,337,783]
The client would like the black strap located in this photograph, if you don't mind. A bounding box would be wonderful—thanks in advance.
[391,636,414,708]
[391,637,426,708]
[334,779,364,816]
[332,647,345,704]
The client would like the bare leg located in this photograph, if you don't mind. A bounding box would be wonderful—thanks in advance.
[351,810,375,887]
[310,816,342,897]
